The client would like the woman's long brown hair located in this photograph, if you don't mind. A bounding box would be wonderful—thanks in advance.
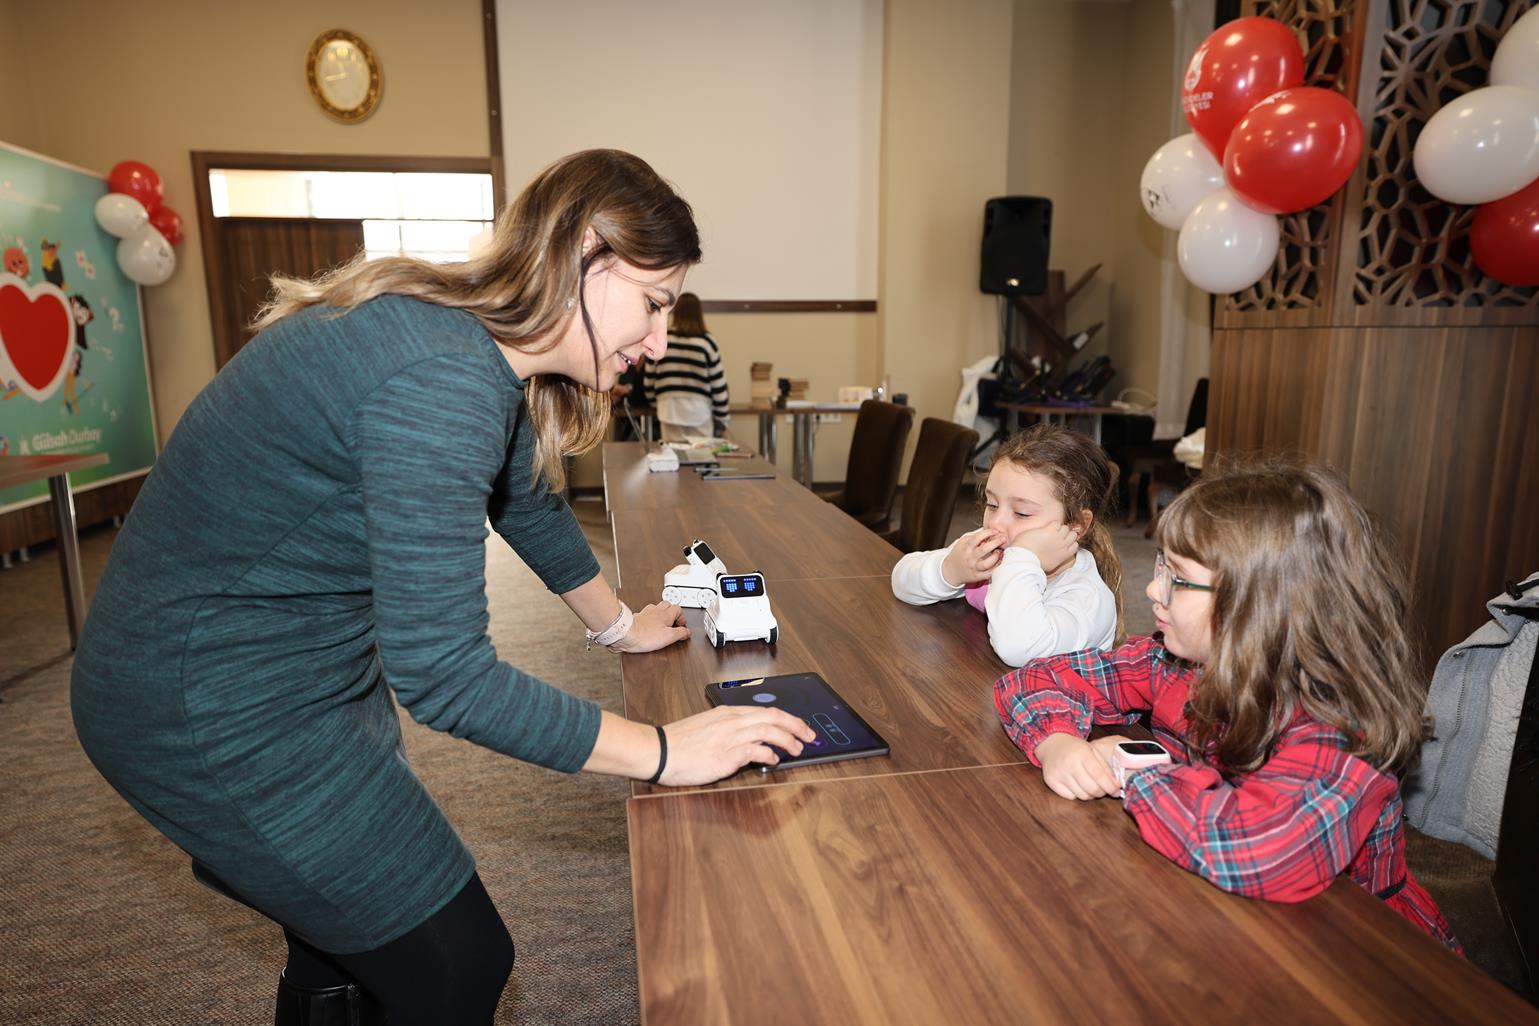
[992,424,1124,643]
[256,149,701,492]
[1157,456,1430,777]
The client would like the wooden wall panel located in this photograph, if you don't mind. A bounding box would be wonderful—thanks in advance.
[1212,322,1539,657]
[0,474,143,552]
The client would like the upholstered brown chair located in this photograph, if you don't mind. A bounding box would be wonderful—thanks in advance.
[882,418,979,554]
[823,400,915,530]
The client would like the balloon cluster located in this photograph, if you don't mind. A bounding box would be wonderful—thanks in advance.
[1140,17,1364,294]
[1412,8,1539,288]
[93,161,183,287]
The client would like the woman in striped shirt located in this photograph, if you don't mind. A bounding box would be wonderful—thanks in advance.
[643,291,729,439]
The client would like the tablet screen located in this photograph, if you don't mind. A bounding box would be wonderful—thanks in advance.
[704,672,890,770]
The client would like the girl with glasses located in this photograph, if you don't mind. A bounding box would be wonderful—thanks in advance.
[992,457,1459,951]
[891,424,1123,666]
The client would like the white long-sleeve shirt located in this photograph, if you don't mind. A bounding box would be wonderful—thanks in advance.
[890,530,1116,666]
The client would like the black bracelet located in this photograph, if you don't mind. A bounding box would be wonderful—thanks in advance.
[646,724,668,785]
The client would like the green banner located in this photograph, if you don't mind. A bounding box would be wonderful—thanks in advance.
[0,141,158,511]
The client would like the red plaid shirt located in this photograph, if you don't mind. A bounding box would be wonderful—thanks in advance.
[994,636,1460,952]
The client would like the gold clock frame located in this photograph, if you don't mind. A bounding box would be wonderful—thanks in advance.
[305,30,382,124]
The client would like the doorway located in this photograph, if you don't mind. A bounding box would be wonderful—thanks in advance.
[190,153,494,367]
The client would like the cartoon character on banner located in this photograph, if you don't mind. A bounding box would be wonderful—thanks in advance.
[1413,6,1539,287]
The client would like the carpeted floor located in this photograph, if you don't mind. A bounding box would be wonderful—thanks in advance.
[1,498,637,1026]
[2,490,1529,1024]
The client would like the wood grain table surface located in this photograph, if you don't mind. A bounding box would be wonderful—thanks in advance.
[602,442,806,513]
[0,452,109,491]
[601,444,1530,1026]
[630,763,1538,1026]
[609,499,901,593]
[617,574,1023,797]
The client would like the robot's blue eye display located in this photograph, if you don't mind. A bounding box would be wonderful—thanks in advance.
[723,579,738,595]
[743,578,757,593]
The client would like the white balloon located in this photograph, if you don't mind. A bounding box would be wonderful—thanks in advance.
[94,192,148,238]
[1140,133,1226,230]
[1412,85,1539,205]
[1177,188,1280,294]
[1491,6,1539,94]
[117,224,176,286]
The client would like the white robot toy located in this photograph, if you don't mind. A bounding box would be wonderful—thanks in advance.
[703,571,779,648]
[661,539,727,608]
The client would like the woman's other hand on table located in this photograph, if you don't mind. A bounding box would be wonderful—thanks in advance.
[609,601,690,653]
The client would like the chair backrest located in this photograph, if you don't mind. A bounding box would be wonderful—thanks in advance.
[839,400,915,521]
[893,418,980,553]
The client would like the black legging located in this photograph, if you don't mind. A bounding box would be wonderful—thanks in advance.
[283,873,515,1025]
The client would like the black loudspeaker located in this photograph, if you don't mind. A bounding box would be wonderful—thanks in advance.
[980,196,1051,296]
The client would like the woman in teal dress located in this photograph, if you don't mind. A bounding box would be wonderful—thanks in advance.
[70,150,814,1026]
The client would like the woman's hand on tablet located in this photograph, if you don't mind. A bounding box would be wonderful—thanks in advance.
[659,705,817,786]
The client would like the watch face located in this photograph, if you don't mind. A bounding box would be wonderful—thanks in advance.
[1117,741,1167,756]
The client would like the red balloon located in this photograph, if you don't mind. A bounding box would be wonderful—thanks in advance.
[148,204,184,247]
[107,160,163,214]
[1471,175,1539,287]
[1183,17,1305,161]
[1223,87,1364,215]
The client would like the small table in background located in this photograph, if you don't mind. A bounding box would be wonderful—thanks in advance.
[0,453,110,649]
[995,402,1130,444]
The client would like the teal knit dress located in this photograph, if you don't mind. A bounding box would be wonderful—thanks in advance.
[70,295,604,954]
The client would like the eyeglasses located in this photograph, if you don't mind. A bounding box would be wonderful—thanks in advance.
[1153,550,1214,607]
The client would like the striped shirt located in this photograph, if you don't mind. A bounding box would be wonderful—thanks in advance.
[644,332,729,433]
[993,636,1461,952]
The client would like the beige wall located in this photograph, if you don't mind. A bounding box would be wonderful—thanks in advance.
[1007,0,1172,403]
[2,0,487,435]
[1108,0,1176,404]
[880,0,1016,476]
[1007,1,1125,369]
[0,1,38,150]
[2,0,1178,489]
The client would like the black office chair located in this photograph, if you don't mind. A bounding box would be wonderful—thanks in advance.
[823,400,915,531]
[882,418,979,554]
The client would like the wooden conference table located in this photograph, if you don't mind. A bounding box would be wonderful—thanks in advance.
[0,452,109,649]
[622,401,863,488]
[601,442,1533,1025]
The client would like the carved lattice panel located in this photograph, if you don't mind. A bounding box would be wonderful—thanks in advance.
[1227,0,1360,313]
[1355,0,1539,308]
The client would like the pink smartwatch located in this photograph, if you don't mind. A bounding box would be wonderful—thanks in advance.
[1110,739,1171,794]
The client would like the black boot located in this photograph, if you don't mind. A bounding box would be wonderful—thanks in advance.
[274,970,386,1026]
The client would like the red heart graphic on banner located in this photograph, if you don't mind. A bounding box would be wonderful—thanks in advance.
[0,275,73,396]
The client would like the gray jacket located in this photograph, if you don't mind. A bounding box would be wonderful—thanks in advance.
[1403,573,1539,859]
